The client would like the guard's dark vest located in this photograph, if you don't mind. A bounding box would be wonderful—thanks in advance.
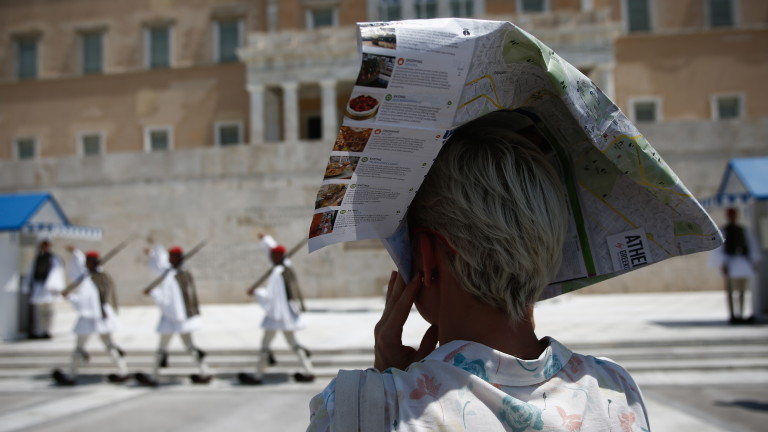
[723,223,749,257]
[90,271,117,318]
[175,270,200,318]
[282,266,306,312]
[33,252,52,282]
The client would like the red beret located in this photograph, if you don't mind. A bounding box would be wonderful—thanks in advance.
[271,245,287,254]
[85,251,100,259]
[168,246,183,255]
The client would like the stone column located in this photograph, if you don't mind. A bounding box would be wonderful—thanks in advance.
[267,0,278,32]
[474,0,486,16]
[247,84,265,145]
[366,0,378,21]
[401,0,416,19]
[437,0,450,17]
[265,87,281,142]
[320,79,338,142]
[282,81,299,143]
[597,63,615,100]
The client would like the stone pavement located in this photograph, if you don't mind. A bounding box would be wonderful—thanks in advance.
[1,290,767,431]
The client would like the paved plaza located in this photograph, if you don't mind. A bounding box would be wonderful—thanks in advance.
[1,290,767,431]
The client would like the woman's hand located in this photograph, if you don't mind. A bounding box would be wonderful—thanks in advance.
[374,271,438,372]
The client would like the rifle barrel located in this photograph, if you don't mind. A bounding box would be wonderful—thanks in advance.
[246,237,307,292]
[140,240,206,293]
[64,239,131,292]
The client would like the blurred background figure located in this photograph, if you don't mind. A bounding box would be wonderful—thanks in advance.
[23,239,66,340]
[137,243,211,386]
[711,207,762,324]
[52,247,128,386]
[240,234,314,385]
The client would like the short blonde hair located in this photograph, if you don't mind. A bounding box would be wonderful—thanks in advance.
[407,111,568,323]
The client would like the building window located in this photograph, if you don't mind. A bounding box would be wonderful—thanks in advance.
[307,116,322,140]
[708,0,734,28]
[630,99,660,123]
[712,94,743,120]
[518,0,547,13]
[451,0,474,17]
[16,36,39,80]
[307,8,337,29]
[146,26,171,69]
[415,0,437,18]
[625,0,651,33]
[144,127,172,152]
[14,137,37,160]
[215,122,243,146]
[380,0,401,21]
[79,133,103,156]
[215,20,242,63]
[81,32,103,75]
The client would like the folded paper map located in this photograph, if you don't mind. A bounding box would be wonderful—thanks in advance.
[308,18,722,299]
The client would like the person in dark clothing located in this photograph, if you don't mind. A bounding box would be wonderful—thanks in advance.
[24,240,66,339]
[715,207,762,323]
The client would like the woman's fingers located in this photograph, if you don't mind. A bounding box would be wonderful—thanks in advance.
[384,270,398,308]
[381,270,410,323]
[374,271,427,371]
[386,272,422,329]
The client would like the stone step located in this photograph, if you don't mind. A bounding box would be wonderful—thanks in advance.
[578,343,768,361]
[3,339,766,362]
[3,338,767,383]
[0,353,374,369]
[619,356,768,372]
[1,353,767,378]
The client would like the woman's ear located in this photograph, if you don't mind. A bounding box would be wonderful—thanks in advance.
[417,233,438,287]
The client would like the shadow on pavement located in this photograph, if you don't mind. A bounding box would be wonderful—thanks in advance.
[652,320,732,327]
[715,399,768,412]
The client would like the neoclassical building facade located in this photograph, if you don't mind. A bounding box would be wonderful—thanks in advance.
[1,0,766,305]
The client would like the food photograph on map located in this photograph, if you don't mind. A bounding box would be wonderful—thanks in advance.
[332,126,373,152]
[355,53,394,89]
[345,93,380,121]
[314,184,348,209]
[309,210,338,239]
[323,156,361,180]
[360,25,396,49]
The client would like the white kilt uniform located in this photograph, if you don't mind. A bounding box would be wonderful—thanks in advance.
[255,265,306,331]
[147,246,202,334]
[66,249,120,335]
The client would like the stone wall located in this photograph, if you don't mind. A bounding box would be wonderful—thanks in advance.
[0,141,393,306]
[1,119,764,305]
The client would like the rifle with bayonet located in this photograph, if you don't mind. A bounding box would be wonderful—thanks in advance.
[141,240,207,295]
[62,239,131,295]
[246,237,308,296]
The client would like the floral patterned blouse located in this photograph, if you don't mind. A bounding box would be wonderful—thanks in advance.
[308,337,649,431]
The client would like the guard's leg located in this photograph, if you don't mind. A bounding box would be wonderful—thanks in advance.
[726,278,737,322]
[134,333,170,387]
[40,303,54,337]
[154,333,172,378]
[34,303,54,338]
[53,334,88,385]
[256,330,277,379]
[238,330,275,385]
[181,332,211,383]
[732,278,748,320]
[284,331,315,382]
[70,334,90,376]
[99,333,129,382]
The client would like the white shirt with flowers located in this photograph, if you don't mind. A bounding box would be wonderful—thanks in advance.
[308,337,649,431]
